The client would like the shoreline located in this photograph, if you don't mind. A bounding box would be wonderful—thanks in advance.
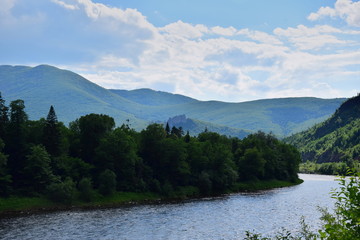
[0,179,303,219]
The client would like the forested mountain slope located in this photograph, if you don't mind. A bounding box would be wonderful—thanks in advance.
[0,65,346,136]
[0,65,148,129]
[286,94,360,164]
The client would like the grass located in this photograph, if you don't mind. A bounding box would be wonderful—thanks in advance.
[0,180,303,217]
[86,192,160,207]
[0,196,55,212]
[0,192,161,217]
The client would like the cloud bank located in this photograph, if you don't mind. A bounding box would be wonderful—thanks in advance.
[0,0,359,102]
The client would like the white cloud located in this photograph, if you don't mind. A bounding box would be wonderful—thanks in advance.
[237,28,283,45]
[211,26,237,36]
[160,21,206,39]
[1,0,359,102]
[51,0,78,10]
[274,25,353,50]
[308,0,360,27]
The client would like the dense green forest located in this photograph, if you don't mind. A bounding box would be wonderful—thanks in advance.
[286,94,360,175]
[0,93,301,204]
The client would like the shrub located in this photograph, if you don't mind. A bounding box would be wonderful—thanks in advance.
[78,177,94,202]
[47,177,76,204]
[98,169,116,196]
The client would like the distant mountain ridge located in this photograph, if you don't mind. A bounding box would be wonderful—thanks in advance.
[110,89,196,106]
[286,94,360,163]
[0,64,346,137]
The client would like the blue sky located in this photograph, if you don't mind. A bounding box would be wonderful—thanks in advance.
[0,0,359,102]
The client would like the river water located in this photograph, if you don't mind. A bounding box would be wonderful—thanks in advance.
[0,174,339,240]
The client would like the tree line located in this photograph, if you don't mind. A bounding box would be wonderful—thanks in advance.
[0,93,301,203]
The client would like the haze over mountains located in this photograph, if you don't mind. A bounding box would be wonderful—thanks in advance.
[0,65,346,137]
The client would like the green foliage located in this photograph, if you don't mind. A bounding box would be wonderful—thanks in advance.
[244,172,360,240]
[43,105,62,156]
[286,94,360,166]
[24,145,57,193]
[0,94,302,207]
[78,113,115,164]
[239,147,265,180]
[52,155,92,183]
[6,99,28,188]
[299,161,352,175]
[47,177,76,204]
[0,92,9,138]
[0,138,11,196]
[95,127,141,191]
[78,177,94,202]
[98,169,117,196]
[319,171,360,240]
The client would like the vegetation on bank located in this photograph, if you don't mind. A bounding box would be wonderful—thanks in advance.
[0,93,301,213]
[286,94,360,172]
[245,171,360,240]
[299,161,360,175]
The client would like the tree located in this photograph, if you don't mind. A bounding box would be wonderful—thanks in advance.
[0,138,11,196]
[98,169,116,196]
[165,122,170,136]
[78,177,94,202]
[184,131,191,143]
[0,92,9,139]
[160,137,190,186]
[43,105,62,156]
[78,114,115,164]
[24,145,57,193]
[171,126,183,138]
[238,147,265,180]
[95,127,141,191]
[6,99,28,188]
[52,155,93,183]
[47,177,76,204]
[139,123,166,174]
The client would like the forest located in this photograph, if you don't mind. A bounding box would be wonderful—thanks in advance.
[0,93,301,204]
[286,94,360,175]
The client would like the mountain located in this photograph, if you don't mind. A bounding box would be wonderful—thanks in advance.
[0,65,346,137]
[166,114,251,139]
[0,65,149,129]
[115,89,345,136]
[110,88,196,106]
[286,94,360,163]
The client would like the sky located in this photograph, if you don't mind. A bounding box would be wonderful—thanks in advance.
[0,0,359,102]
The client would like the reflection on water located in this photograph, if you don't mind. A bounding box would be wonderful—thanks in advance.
[0,174,338,240]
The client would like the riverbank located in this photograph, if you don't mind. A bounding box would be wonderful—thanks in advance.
[0,179,303,218]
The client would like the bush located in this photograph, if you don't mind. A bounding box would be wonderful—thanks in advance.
[243,171,360,239]
[98,169,116,196]
[319,171,360,240]
[78,177,94,202]
[47,177,76,204]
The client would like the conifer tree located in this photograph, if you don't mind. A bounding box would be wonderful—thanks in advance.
[7,99,28,188]
[43,105,61,156]
[0,92,9,139]
[165,122,170,136]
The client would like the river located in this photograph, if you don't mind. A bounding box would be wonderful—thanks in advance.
[0,174,339,240]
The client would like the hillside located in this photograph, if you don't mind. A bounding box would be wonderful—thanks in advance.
[110,88,197,106]
[166,115,251,139]
[286,94,360,163]
[0,65,149,129]
[0,65,346,137]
